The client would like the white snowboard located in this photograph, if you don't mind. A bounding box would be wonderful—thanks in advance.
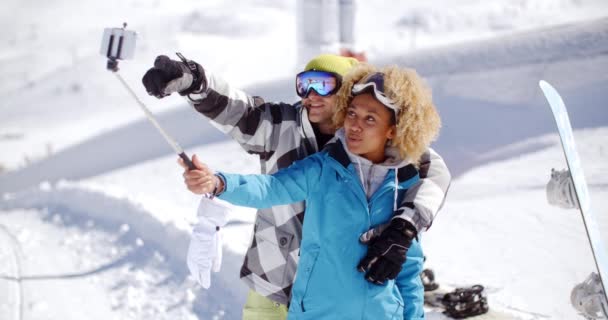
[539,80,608,303]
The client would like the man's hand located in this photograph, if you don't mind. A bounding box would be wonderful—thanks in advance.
[357,218,417,285]
[178,154,221,195]
[142,55,200,98]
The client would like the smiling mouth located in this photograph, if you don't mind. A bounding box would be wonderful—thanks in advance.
[306,104,324,109]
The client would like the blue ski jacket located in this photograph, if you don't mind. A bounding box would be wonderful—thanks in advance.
[218,140,425,320]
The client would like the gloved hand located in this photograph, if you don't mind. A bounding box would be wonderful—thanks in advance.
[186,196,230,288]
[357,218,417,285]
[142,54,205,98]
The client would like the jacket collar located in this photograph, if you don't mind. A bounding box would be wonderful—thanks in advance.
[323,139,418,183]
[296,102,320,154]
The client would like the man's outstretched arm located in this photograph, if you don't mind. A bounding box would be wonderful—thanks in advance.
[142,55,299,155]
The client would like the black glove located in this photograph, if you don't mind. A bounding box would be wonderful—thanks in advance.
[142,54,205,98]
[357,218,417,285]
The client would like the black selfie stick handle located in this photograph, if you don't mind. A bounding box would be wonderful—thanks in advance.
[179,152,197,171]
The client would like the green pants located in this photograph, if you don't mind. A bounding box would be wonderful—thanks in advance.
[242,290,288,320]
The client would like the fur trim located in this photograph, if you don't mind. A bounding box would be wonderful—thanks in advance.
[333,63,441,165]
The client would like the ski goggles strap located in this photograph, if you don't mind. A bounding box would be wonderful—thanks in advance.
[295,70,342,98]
[351,72,399,117]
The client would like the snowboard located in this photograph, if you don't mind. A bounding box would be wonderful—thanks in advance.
[424,284,547,319]
[0,224,23,320]
[539,80,608,302]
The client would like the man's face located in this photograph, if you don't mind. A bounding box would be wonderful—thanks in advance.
[301,91,338,125]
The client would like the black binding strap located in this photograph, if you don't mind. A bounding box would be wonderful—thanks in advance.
[441,285,489,319]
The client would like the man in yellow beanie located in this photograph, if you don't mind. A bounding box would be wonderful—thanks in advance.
[142,54,451,319]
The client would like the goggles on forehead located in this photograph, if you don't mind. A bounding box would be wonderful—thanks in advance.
[295,70,342,98]
[351,72,399,116]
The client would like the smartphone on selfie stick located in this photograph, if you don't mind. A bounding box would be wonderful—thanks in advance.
[100,23,196,171]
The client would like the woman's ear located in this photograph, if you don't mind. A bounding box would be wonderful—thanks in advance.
[387,125,396,140]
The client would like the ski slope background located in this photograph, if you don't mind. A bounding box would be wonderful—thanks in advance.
[1,0,608,319]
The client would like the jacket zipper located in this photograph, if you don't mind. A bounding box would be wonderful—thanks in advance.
[368,171,401,215]
[366,165,374,200]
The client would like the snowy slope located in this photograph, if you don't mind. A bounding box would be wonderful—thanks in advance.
[424,128,608,318]
[2,127,606,319]
[0,144,261,320]
[1,0,606,173]
[2,18,608,193]
[1,1,608,319]
[376,17,608,175]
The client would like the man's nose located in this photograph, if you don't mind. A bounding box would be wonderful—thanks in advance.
[307,89,320,99]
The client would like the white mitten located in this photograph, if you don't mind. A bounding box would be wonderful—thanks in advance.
[187,197,230,288]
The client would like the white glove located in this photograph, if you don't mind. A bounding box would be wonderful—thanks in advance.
[187,196,230,288]
[546,168,580,209]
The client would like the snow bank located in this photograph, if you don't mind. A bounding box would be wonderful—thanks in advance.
[0,181,248,319]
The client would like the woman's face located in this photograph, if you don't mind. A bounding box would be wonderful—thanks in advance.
[343,93,396,163]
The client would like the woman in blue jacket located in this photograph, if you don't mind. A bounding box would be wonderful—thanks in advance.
[186,63,441,319]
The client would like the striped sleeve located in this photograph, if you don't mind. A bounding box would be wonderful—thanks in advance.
[184,70,299,156]
[393,148,451,232]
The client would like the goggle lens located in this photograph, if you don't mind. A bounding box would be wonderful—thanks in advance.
[295,70,341,98]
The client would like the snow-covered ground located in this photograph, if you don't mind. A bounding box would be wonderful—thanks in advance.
[1,0,608,319]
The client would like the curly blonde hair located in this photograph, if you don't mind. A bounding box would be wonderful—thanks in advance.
[333,63,441,165]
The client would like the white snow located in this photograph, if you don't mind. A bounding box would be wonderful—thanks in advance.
[1,0,607,319]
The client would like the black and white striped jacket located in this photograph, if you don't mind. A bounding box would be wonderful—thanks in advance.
[185,70,451,305]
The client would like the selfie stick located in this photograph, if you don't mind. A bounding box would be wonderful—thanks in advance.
[100,23,196,170]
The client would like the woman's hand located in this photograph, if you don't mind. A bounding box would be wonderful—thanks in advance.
[178,154,220,195]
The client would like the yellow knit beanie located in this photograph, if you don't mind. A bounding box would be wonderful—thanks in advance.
[304,54,359,77]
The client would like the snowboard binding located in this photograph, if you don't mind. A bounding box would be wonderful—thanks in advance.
[421,268,440,292]
[571,272,608,320]
[546,168,580,209]
[441,284,489,319]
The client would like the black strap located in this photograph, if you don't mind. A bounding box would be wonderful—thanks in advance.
[441,285,489,319]
[175,52,203,95]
